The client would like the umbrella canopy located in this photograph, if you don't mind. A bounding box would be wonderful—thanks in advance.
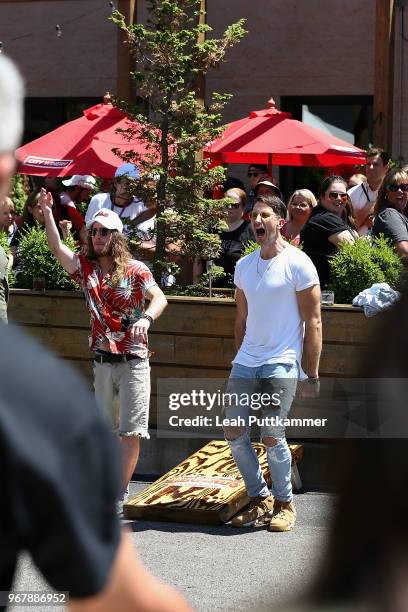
[16,102,153,177]
[205,99,367,168]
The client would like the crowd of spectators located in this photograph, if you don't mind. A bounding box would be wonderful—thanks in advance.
[206,147,407,289]
[1,146,407,291]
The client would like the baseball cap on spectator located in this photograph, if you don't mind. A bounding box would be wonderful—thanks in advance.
[114,163,140,180]
[62,175,83,187]
[77,175,96,190]
[254,179,282,199]
[86,208,123,233]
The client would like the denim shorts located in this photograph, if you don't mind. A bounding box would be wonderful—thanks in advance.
[224,362,298,440]
[93,357,150,438]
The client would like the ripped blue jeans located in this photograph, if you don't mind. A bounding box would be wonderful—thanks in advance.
[224,362,298,502]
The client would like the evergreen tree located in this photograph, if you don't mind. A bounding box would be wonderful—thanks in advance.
[111,1,246,280]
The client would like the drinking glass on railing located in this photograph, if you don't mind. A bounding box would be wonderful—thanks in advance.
[321,290,334,306]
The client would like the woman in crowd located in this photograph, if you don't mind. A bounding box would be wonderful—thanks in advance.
[372,167,408,257]
[192,188,254,287]
[281,189,317,245]
[214,187,254,287]
[11,189,71,255]
[300,175,358,288]
[0,196,18,245]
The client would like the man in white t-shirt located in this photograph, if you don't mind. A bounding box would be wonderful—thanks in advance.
[85,163,147,236]
[225,194,321,532]
[348,147,390,235]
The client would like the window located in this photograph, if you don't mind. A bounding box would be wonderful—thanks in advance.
[279,95,373,197]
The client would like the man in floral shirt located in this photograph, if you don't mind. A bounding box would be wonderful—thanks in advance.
[42,198,168,511]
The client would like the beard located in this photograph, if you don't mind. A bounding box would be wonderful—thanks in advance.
[93,242,112,257]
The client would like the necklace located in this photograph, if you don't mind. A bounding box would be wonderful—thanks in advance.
[110,196,132,218]
[256,251,275,279]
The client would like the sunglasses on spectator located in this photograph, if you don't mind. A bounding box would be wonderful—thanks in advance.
[250,211,273,220]
[327,192,349,202]
[290,201,310,209]
[226,202,241,209]
[386,183,408,192]
[247,171,260,178]
[90,227,112,237]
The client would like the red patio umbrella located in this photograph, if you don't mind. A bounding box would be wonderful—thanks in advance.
[16,102,154,177]
[205,99,367,170]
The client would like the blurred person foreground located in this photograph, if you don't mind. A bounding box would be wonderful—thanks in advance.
[0,52,191,612]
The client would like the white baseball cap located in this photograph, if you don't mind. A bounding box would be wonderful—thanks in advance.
[114,163,140,180]
[86,208,123,233]
[62,175,83,187]
[77,175,96,190]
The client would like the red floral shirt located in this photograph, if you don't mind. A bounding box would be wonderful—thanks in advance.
[72,255,156,357]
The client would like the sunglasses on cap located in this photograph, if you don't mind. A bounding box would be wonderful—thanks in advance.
[327,191,349,202]
[386,183,408,192]
[90,227,112,237]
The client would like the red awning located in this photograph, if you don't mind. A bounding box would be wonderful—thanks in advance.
[205,99,366,168]
[16,102,156,177]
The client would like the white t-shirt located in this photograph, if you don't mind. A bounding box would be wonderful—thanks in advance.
[348,182,378,236]
[233,244,319,367]
[85,192,146,235]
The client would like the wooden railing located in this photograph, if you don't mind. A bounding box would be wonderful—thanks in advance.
[8,290,375,426]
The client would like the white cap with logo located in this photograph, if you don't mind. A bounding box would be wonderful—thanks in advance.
[86,208,123,233]
[62,175,96,189]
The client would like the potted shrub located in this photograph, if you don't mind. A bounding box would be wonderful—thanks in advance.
[14,226,78,290]
[328,236,403,304]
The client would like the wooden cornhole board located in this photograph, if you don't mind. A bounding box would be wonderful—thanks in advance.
[124,440,303,525]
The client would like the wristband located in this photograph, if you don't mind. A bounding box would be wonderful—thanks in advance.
[141,314,153,325]
[307,376,320,384]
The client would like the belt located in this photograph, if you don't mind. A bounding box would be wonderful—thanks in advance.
[94,353,139,364]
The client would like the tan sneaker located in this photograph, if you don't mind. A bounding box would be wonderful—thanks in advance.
[230,495,274,527]
[268,500,296,532]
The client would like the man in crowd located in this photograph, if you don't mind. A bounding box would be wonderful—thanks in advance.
[42,198,167,511]
[85,163,150,236]
[348,147,390,235]
[59,174,96,242]
[61,174,96,208]
[246,163,269,211]
[0,53,190,611]
[253,178,282,199]
[224,194,321,532]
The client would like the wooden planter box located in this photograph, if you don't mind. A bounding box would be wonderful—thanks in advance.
[8,289,374,427]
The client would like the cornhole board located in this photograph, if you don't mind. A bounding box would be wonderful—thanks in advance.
[124,440,303,525]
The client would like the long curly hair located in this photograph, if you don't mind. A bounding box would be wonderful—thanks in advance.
[86,230,133,286]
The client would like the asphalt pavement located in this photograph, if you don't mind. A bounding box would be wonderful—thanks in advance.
[11,483,335,611]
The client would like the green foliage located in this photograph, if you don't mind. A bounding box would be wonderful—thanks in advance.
[15,225,79,291]
[111,1,247,280]
[242,240,260,257]
[10,174,29,215]
[0,231,10,254]
[328,236,403,304]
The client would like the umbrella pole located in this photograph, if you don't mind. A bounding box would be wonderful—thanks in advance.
[267,153,273,177]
